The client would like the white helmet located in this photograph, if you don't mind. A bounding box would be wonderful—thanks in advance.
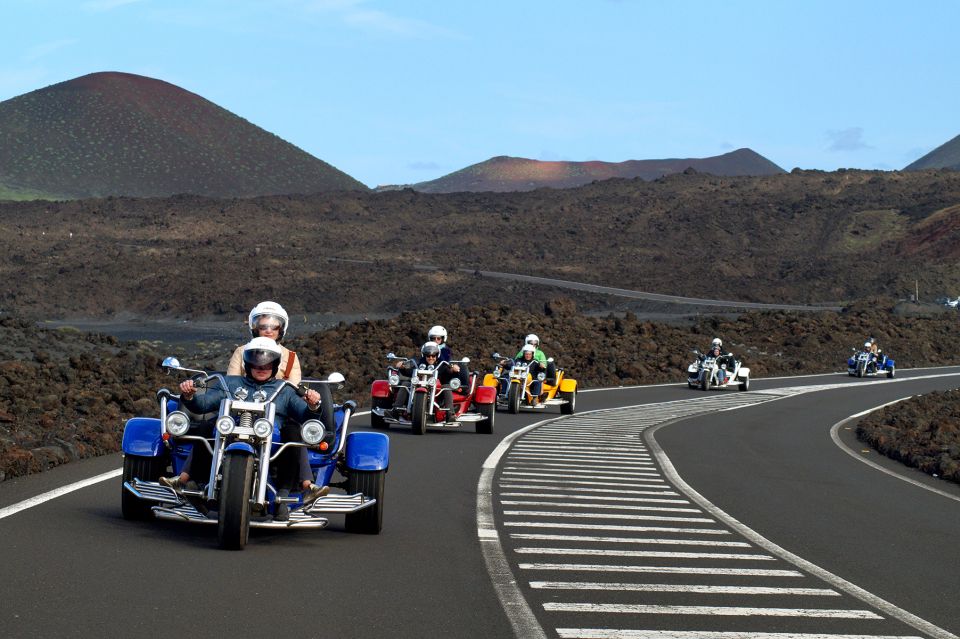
[525,334,539,347]
[864,341,872,348]
[521,344,536,355]
[428,325,447,342]
[242,336,283,377]
[421,341,441,358]
[711,338,722,348]
[248,301,289,340]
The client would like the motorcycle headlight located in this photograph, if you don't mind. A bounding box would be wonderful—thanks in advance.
[216,415,236,436]
[388,373,400,386]
[301,419,325,446]
[449,377,461,390]
[537,372,546,380]
[165,411,190,437]
[720,364,727,370]
[253,418,273,439]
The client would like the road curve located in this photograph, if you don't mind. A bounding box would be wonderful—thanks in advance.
[460,268,845,311]
[0,368,957,638]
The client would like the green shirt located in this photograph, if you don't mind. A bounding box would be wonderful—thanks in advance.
[515,348,547,363]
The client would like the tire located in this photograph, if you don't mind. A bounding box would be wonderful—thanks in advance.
[856,363,864,378]
[700,372,709,391]
[476,402,495,434]
[218,453,254,550]
[560,389,576,415]
[411,392,428,435]
[887,366,895,379]
[507,383,521,414]
[371,397,391,430]
[738,376,750,392]
[344,469,385,534]
[121,454,165,521]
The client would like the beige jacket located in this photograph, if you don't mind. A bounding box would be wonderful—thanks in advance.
[226,344,301,383]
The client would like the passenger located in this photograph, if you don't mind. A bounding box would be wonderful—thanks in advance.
[161,337,328,518]
[427,325,452,362]
[227,301,305,385]
[517,333,556,383]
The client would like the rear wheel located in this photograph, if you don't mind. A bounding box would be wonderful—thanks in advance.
[507,384,521,414]
[370,397,391,430]
[121,454,165,520]
[411,393,428,435]
[738,376,750,392]
[887,366,895,379]
[560,389,577,415]
[218,453,254,550]
[344,469,385,534]
[476,402,495,434]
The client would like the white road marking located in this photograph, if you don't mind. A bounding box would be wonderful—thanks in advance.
[503,510,715,523]
[501,500,700,513]
[519,563,804,577]
[500,492,689,504]
[0,468,122,520]
[510,533,750,547]
[504,522,730,535]
[515,547,774,561]
[531,582,839,595]
[542,603,881,618]
[499,484,680,497]
[556,631,921,639]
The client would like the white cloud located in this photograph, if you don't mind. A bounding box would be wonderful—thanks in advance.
[826,127,873,152]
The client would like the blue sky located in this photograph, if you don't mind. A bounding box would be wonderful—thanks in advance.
[2,0,957,187]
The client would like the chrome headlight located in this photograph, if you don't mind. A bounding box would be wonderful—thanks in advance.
[165,411,190,437]
[388,373,400,386]
[253,418,273,439]
[216,415,236,436]
[537,372,546,380]
[301,419,325,445]
[449,377,461,390]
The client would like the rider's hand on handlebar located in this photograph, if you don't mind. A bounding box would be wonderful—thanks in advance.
[451,364,460,373]
[304,388,321,408]
[179,380,196,399]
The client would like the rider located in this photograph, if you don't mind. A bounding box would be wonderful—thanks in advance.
[428,325,452,362]
[517,344,546,406]
[516,334,557,383]
[161,337,328,517]
[705,341,736,385]
[394,341,468,424]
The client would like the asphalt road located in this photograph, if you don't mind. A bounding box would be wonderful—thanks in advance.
[1,368,958,639]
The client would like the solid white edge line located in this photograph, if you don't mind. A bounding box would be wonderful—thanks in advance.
[645,420,959,639]
[829,398,960,504]
[0,468,123,520]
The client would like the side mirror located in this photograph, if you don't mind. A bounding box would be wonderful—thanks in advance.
[547,357,555,363]
[162,356,181,370]
[460,357,471,364]
[492,352,501,359]
[327,372,345,384]
[386,352,397,360]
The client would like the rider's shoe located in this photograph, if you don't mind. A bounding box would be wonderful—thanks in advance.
[531,399,540,407]
[301,483,329,509]
[274,488,291,521]
[159,476,184,493]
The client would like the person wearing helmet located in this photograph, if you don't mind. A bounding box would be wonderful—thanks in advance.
[427,325,451,362]
[394,341,469,424]
[226,301,304,384]
[517,344,547,405]
[704,341,737,385]
[516,333,557,384]
[160,337,330,519]
[866,337,880,356]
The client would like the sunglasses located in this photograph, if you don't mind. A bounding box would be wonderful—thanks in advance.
[250,363,274,371]
[257,323,281,332]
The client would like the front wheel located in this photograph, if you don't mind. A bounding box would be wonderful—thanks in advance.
[218,453,254,550]
[700,372,709,391]
[507,383,521,414]
[476,402,495,434]
[121,454,165,520]
[856,363,864,378]
[411,392,428,435]
[560,389,577,415]
[344,469,385,534]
